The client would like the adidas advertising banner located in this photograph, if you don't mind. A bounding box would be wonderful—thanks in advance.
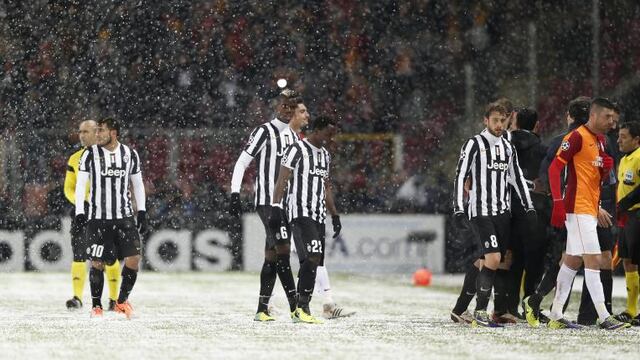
[243,214,445,274]
[0,217,236,272]
[0,215,444,273]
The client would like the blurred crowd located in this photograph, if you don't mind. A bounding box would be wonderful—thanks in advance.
[2,1,640,229]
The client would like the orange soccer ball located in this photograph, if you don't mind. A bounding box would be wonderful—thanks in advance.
[413,268,432,286]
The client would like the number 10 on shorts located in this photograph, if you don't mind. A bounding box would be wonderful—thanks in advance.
[88,244,104,257]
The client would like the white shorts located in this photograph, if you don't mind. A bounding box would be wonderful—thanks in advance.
[565,214,601,256]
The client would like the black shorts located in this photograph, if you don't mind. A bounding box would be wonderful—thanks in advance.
[291,217,325,266]
[256,206,290,250]
[620,211,640,265]
[471,212,511,258]
[86,218,140,264]
[596,226,614,252]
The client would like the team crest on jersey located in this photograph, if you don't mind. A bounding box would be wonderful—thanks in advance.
[624,170,635,185]
[123,154,129,163]
[561,141,570,151]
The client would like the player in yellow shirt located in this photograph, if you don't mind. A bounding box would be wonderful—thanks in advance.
[615,121,640,326]
[64,119,121,310]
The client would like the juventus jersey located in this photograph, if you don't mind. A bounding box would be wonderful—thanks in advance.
[243,119,300,206]
[453,129,533,218]
[78,143,142,220]
[281,139,331,223]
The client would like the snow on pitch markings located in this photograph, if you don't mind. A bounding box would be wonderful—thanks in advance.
[0,273,637,360]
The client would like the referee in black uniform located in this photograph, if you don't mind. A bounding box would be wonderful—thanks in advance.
[453,102,535,327]
[74,117,148,319]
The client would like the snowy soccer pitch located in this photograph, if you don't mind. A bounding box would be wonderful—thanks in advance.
[0,272,638,360]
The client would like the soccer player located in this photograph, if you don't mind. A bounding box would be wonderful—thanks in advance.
[545,98,629,330]
[453,102,535,327]
[229,89,304,321]
[499,108,548,322]
[271,116,340,324]
[73,117,148,319]
[523,96,591,326]
[64,119,121,311]
[576,103,621,325]
[613,121,640,326]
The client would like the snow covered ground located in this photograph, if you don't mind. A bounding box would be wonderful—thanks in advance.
[0,272,638,360]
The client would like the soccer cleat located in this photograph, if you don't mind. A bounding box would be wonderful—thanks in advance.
[292,308,323,324]
[90,306,103,318]
[492,312,518,324]
[107,299,117,312]
[522,296,540,328]
[450,310,473,324]
[471,310,503,328]
[598,315,632,330]
[538,312,551,324]
[632,314,640,327]
[548,318,583,329]
[322,303,355,319]
[66,296,82,310]
[613,312,633,323]
[115,301,134,320]
[254,311,275,322]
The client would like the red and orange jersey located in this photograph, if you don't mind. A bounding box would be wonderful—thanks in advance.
[555,125,607,216]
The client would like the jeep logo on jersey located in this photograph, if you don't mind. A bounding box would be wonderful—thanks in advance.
[487,162,508,171]
[101,167,127,177]
[309,168,328,177]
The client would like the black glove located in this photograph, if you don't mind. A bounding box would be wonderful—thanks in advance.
[268,206,284,231]
[332,215,342,238]
[452,212,469,232]
[137,210,149,236]
[71,214,86,237]
[229,193,241,217]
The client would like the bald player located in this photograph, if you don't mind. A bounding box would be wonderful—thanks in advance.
[64,120,121,310]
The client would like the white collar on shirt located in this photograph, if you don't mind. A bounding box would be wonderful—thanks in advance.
[481,128,502,146]
[271,118,288,131]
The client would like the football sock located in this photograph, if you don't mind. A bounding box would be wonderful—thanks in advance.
[453,264,479,315]
[625,271,639,316]
[600,269,613,314]
[89,267,104,308]
[493,269,509,315]
[475,267,496,312]
[577,276,597,325]
[105,260,120,301]
[584,268,609,321]
[275,254,298,312]
[257,260,277,313]
[550,264,577,320]
[536,262,560,297]
[297,259,318,313]
[315,266,334,305]
[117,266,138,304]
[71,261,86,299]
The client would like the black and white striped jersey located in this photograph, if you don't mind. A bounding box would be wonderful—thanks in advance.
[281,139,331,223]
[453,129,533,218]
[77,143,142,220]
[242,119,300,206]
